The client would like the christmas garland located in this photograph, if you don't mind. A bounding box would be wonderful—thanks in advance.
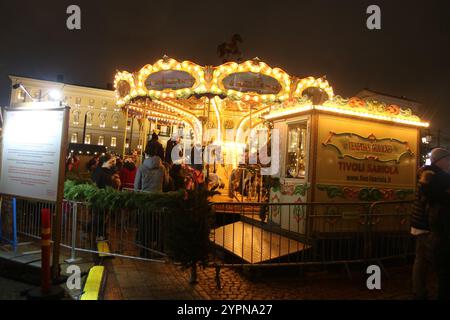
[64,179,184,211]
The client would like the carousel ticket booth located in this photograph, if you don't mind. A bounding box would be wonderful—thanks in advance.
[266,95,428,237]
[114,56,429,263]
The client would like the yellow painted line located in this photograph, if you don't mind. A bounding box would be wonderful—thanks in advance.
[97,241,110,257]
[80,266,105,300]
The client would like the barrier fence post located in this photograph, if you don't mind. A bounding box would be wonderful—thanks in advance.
[41,208,52,294]
[12,198,17,253]
[26,207,65,300]
[65,202,81,263]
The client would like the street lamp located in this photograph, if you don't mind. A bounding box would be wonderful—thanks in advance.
[49,89,62,101]
[12,82,35,102]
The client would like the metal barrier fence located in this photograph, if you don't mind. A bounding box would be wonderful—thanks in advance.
[211,201,414,267]
[4,196,414,269]
[0,196,18,251]
[11,198,166,262]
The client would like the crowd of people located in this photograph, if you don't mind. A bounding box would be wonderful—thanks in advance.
[66,132,206,193]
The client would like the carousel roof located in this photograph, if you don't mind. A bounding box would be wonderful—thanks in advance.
[114,56,429,128]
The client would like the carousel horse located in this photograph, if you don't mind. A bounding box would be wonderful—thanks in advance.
[217,34,243,63]
[207,172,225,192]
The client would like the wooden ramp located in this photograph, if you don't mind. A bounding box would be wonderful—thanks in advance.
[211,221,310,264]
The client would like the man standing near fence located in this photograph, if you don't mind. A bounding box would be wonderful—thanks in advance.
[411,148,450,299]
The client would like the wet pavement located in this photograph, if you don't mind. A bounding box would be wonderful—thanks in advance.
[103,257,417,300]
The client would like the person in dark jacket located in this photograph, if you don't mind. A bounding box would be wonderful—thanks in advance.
[90,154,116,241]
[145,132,165,162]
[169,164,186,190]
[86,155,99,173]
[91,154,116,189]
[411,148,450,299]
[165,138,176,165]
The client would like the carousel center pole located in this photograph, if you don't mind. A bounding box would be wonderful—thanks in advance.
[122,107,129,157]
[128,115,135,155]
[206,97,211,181]
[138,119,144,165]
[144,117,150,154]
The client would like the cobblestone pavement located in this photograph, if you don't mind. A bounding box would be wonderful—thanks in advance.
[178,264,415,300]
[103,258,209,300]
[104,257,417,300]
[0,277,32,300]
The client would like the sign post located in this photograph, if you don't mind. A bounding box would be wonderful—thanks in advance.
[0,102,69,299]
[52,104,70,281]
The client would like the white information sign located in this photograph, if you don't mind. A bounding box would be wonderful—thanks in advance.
[0,105,65,202]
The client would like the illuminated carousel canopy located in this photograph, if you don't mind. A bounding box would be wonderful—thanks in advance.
[114,56,429,147]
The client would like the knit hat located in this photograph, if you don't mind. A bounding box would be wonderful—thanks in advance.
[430,148,450,164]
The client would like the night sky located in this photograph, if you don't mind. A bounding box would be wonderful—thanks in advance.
[0,0,449,134]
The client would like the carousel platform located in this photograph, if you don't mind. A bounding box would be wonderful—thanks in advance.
[211,221,310,264]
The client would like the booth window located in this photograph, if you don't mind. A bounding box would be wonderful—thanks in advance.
[85,134,91,145]
[71,133,78,143]
[286,123,307,178]
[111,137,117,147]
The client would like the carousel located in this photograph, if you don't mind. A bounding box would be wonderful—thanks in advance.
[114,56,429,262]
[114,55,428,205]
[114,56,335,202]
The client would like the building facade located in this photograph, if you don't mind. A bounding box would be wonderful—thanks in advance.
[7,76,175,156]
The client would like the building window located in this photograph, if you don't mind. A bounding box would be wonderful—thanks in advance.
[112,114,119,129]
[32,89,41,101]
[86,111,93,126]
[17,90,26,102]
[99,113,106,128]
[71,133,78,143]
[111,137,117,147]
[75,97,81,107]
[286,122,307,179]
[101,101,108,110]
[88,99,95,108]
[125,138,130,148]
[85,134,91,145]
[98,136,104,146]
[126,119,132,130]
[73,110,80,125]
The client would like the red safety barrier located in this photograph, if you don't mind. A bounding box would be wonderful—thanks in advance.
[41,208,51,294]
